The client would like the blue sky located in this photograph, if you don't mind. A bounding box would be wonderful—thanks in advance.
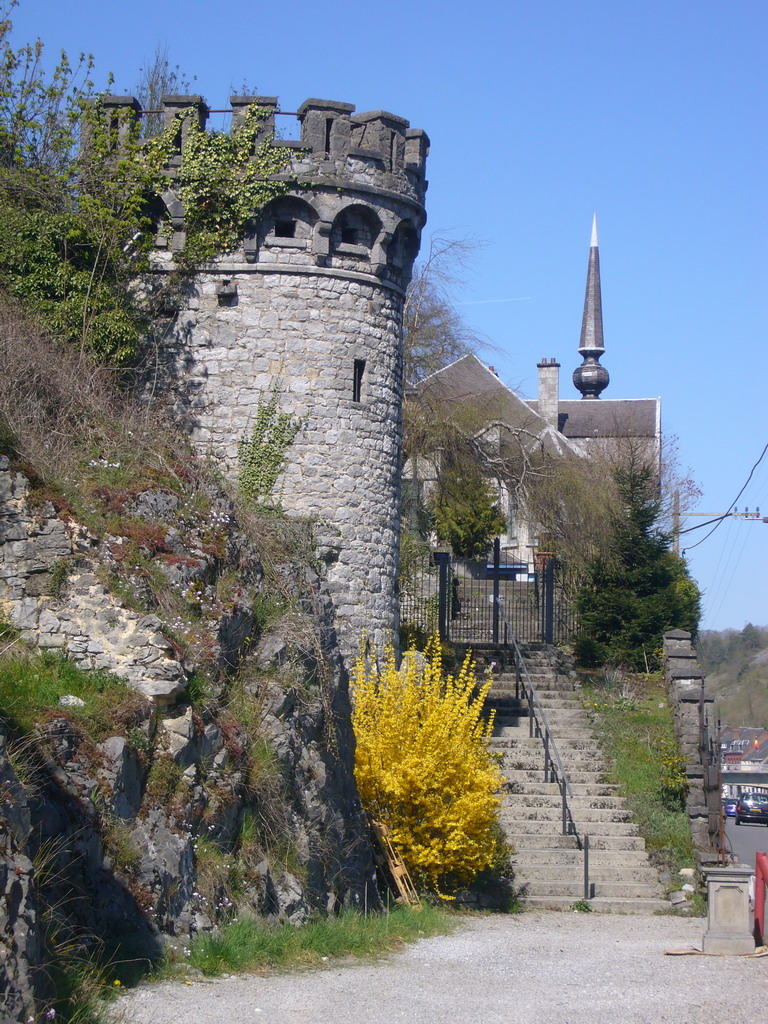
[9,0,767,631]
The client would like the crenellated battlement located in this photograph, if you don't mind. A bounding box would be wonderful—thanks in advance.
[103,93,428,203]
[102,93,429,290]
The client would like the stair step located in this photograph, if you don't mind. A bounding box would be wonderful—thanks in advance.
[502,771,613,783]
[488,693,577,705]
[505,782,619,797]
[498,755,611,772]
[488,736,603,752]
[512,833,647,851]
[514,849,653,868]
[500,806,634,823]
[519,879,661,899]
[502,769,614,785]
[489,734,599,749]
[520,895,670,914]
[500,751,608,763]
[499,818,640,836]
[502,794,629,811]
[516,863,659,885]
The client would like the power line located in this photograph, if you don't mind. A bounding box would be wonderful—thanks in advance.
[706,521,752,627]
[681,442,768,553]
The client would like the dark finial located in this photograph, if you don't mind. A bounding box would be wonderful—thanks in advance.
[573,213,609,399]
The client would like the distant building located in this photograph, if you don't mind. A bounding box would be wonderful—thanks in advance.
[407,217,661,571]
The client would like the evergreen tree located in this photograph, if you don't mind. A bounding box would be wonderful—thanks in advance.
[575,458,700,669]
[430,465,506,558]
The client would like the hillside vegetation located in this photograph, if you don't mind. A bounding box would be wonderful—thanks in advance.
[698,623,768,728]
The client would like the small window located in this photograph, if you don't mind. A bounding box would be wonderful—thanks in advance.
[275,219,296,238]
[341,225,357,245]
[325,117,333,157]
[353,359,366,403]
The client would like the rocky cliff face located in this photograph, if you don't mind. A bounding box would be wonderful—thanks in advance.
[0,728,44,1023]
[0,457,376,1019]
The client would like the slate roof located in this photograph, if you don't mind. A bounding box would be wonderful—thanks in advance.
[415,355,587,458]
[527,397,660,440]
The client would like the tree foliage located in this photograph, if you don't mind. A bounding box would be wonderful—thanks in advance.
[352,636,502,894]
[402,234,483,390]
[400,236,536,559]
[0,7,290,364]
[133,44,194,138]
[0,1,94,173]
[521,450,618,583]
[430,464,506,558]
[574,457,701,670]
[698,623,768,728]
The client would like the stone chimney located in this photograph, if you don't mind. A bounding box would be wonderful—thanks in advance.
[537,357,560,429]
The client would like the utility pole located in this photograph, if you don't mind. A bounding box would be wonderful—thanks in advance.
[674,505,767,555]
[673,490,680,556]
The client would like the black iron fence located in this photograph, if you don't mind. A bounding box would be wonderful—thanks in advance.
[400,538,577,645]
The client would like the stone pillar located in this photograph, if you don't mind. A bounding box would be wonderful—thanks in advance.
[663,629,722,857]
[702,864,755,954]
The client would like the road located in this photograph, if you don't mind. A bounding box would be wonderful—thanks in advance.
[120,912,766,1024]
[724,815,768,868]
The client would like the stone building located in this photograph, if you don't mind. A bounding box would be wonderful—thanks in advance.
[528,216,661,468]
[105,94,429,659]
[408,216,661,572]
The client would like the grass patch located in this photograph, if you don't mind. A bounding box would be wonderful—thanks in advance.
[193,836,244,920]
[144,754,184,805]
[221,679,305,875]
[42,950,117,1024]
[188,903,455,975]
[0,642,139,741]
[102,816,142,875]
[582,670,695,876]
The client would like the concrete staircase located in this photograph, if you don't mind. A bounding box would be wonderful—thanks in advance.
[486,645,669,913]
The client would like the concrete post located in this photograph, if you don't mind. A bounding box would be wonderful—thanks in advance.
[702,864,755,954]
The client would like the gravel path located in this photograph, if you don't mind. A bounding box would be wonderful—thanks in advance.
[119,912,766,1024]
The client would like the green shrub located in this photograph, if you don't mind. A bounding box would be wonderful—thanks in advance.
[144,755,183,805]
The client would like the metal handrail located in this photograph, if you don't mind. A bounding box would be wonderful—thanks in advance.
[495,598,591,899]
[511,637,578,833]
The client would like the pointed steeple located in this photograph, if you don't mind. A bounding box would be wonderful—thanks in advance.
[573,213,609,399]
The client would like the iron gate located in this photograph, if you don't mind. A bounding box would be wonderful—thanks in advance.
[399,538,577,645]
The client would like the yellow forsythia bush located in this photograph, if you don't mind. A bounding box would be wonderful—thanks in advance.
[352,635,502,894]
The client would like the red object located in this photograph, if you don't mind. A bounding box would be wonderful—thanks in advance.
[755,852,768,945]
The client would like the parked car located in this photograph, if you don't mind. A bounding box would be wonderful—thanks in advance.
[735,792,768,825]
[723,798,738,817]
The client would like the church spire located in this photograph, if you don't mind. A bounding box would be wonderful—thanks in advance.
[573,213,609,399]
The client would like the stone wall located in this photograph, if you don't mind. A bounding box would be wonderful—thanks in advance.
[152,266,406,662]
[663,629,722,859]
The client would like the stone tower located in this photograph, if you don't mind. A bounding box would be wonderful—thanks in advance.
[125,94,429,659]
